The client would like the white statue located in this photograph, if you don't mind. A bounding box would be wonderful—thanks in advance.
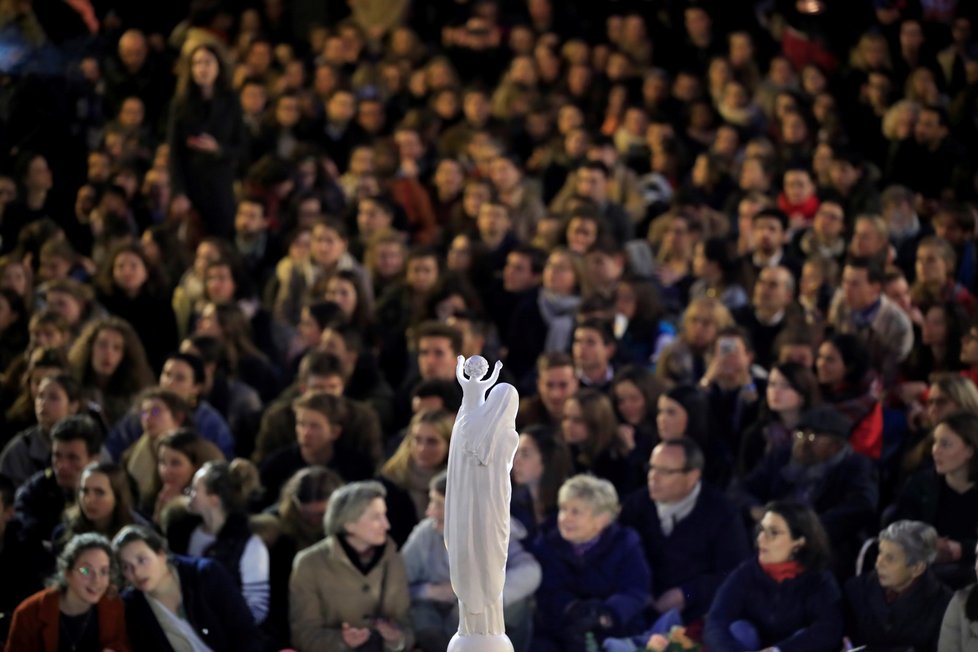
[444,355,520,652]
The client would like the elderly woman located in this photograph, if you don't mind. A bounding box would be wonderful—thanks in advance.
[532,474,651,652]
[289,480,413,652]
[705,501,843,652]
[845,521,952,652]
[5,533,130,652]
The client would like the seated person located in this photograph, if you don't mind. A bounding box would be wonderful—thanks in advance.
[845,520,951,652]
[939,542,978,650]
[402,471,541,652]
[890,410,978,589]
[532,474,651,652]
[53,462,148,554]
[619,438,750,623]
[5,533,129,651]
[290,481,413,652]
[704,501,843,651]
[113,524,264,652]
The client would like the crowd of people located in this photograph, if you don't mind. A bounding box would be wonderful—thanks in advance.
[2,0,978,650]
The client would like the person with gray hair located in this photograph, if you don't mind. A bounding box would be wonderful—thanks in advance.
[290,480,414,652]
[844,520,951,652]
[531,474,651,652]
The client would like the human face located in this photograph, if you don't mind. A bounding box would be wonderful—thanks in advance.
[119,541,169,593]
[813,203,844,240]
[962,328,978,366]
[158,446,195,490]
[65,548,112,608]
[295,407,339,464]
[753,267,791,312]
[561,399,588,445]
[684,308,716,350]
[538,366,578,417]
[79,470,116,527]
[783,170,814,205]
[766,369,803,414]
[543,252,577,295]
[160,359,198,402]
[31,322,67,350]
[477,204,512,243]
[140,399,178,439]
[357,200,392,238]
[35,377,77,430]
[875,539,921,591]
[417,336,456,380]
[325,277,357,318]
[191,47,220,89]
[656,396,688,440]
[344,497,390,549]
[311,225,346,269]
[92,328,125,377]
[751,217,784,255]
[916,245,948,286]
[512,434,544,486]
[851,221,884,258]
[558,497,608,544]
[374,242,404,278]
[792,426,841,465]
[426,490,446,533]
[614,380,646,426]
[573,328,611,372]
[815,341,845,385]
[188,469,221,515]
[647,444,697,504]
[193,242,221,278]
[53,440,94,490]
[884,276,913,315]
[410,422,449,470]
[235,201,266,236]
[204,265,235,303]
[566,217,597,254]
[406,257,439,294]
[921,306,947,347]
[925,386,958,425]
[1,262,28,296]
[756,511,805,565]
[932,423,974,477]
[841,266,878,312]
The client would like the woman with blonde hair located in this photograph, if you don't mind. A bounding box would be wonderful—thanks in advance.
[656,296,734,384]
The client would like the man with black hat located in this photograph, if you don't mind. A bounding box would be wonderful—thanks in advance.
[735,405,879,572]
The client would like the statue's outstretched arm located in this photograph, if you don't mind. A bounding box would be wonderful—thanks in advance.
[482,360,503,388]
[455,355,467,385]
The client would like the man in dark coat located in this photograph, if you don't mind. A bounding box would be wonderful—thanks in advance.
[620,438,750,622]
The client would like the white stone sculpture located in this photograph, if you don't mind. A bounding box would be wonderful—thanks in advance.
[445,355,520,652]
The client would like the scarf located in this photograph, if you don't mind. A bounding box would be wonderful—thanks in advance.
[777,193,820,223]
[656,482,701,536]
[538,290,582,353]
[761,560,803,583]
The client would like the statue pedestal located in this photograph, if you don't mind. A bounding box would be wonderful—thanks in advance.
[447,634,514,652]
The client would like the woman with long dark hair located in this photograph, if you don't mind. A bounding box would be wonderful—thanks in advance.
[816,333,883,460]
[168,43,244,238]
[510,425,573,541]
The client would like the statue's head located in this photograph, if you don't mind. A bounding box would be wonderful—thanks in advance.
[486,382,519,424]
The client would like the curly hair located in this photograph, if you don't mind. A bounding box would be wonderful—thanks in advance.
[68,316,154,396]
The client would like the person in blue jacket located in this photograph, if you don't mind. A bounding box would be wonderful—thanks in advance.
[112,524,265,652]
[532,474,651,652]
[705,500,844,652]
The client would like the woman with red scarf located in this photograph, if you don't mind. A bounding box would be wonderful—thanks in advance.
[704,501,843,652]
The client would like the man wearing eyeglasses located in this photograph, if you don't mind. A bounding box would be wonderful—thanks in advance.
[620,438,750,622]
[736,405,879,573]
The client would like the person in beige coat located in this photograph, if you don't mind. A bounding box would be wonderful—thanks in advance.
[940,565,978,652]
[290,480,413,652]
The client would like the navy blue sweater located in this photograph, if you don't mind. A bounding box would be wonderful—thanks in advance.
[705,559,843,652]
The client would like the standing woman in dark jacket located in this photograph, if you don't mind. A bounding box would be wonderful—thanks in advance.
[113,524,263,652]
[168,43,244,239]
[705,500,843,652]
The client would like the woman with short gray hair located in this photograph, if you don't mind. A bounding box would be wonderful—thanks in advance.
[291,480,414,652]
[532,474,650,651]
[844,520,951,652]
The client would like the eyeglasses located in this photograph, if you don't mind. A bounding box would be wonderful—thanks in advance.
[793,429,818,443]
[75,565,111,579]
[647,465,690,476]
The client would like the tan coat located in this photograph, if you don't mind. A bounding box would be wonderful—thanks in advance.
[290,536,413,652]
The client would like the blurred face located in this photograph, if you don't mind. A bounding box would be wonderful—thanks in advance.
[503,252,537,292]
[325,277,357,318]
[512,434,544,486]
[573,327,611,372]
[648,444,698,504]
[558,497,608,544]
[566,217,598,254]
[813,203,844,240]
[477,204,511,241]
[538,366,578,417]
[417,336,456,380]
[767,369,803,413]
[357,200,392,237]
[311,225,346,268]
[410,422,448,470]
[36,377,77,430]
[543,252,577,295]
[1,262,28,296]
[560,398,587,445]
[841,266,879,311]
[406,257,438,294]
[751,217,784,254]
[204,265,235,303]
[119,541,169,593]
[53,439,94,490]
[158,446,194,490]
[64,548,112,608]
[756,511,804,565]
[815,341,845,385]
[92,328,125,377]
[160,359,198,402]
[79,470,116,526]
[783,170,814,204]
[792,427,841,466]
[434,160,464,197]
[932,423,974,477]
[753,267,791,312]
[112,252,148,295]
[426,490,446,532]
[614,380,646,425]
[191,48,220,89]
[140,398,177,439]
[916,244,948,285]
[921,306,947,347]
[374,243,404,278]
[344,497,390,548]
[851,221,885,257]
[962,328,978,366]
[656,396,688,440]
[295,407,339,464]
[875,539,922,591]
[234,201,266,236]
[684,308,716,349]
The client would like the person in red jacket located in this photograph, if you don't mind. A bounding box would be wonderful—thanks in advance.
[5,532,130,652]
